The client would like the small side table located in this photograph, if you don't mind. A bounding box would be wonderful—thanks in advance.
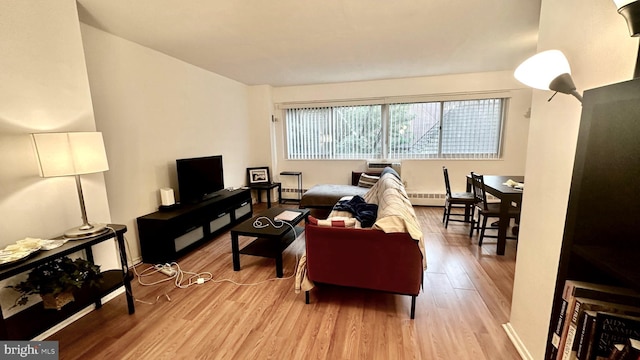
[248,182,281,208]
[279,171,302,203]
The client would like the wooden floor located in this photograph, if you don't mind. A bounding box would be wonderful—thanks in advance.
[47,204,521,360]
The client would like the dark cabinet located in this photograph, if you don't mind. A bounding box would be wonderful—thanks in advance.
[137,189,252,264]
[545,78,640,357]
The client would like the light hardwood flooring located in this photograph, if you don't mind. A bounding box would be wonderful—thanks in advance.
[47,204,521,360]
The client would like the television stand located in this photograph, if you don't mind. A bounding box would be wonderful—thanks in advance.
[137,188,252,264]
[201,192,220,201]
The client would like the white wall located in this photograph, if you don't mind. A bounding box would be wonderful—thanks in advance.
[248,85,277,169]
[508,1,638,359]
[0,0,116,317]
[271,71,532,203]
[80,24,258,263]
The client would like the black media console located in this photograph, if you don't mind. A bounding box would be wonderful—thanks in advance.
[137,188,252,264]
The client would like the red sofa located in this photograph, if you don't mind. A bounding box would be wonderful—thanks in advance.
[301,171,425,318]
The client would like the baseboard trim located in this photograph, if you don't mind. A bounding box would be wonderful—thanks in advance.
[502,322,532,360]
[32,287,125,340]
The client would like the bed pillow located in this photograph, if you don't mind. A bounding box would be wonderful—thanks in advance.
[357,173,380,188]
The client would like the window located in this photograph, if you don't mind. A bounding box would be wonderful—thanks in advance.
[285,105,382,159]
[284,98,505,160]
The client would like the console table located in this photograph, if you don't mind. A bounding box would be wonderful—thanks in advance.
[0,224,134,340]
[279,171,302,203]
[137,188,252,264]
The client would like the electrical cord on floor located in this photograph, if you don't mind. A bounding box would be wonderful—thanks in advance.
[111,218,302,306]
[103,225,158,304]
[114,227,174,305]
[207,252,299,286]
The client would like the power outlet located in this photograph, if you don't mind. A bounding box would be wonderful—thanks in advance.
[158,265,176,277]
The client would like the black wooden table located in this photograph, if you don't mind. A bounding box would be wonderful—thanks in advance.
[467,175,524,255]
[248,182,281,208]
[230,207,309,277]
[0,224,134,339]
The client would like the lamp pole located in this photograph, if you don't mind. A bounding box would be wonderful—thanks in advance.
[75,175,92,231]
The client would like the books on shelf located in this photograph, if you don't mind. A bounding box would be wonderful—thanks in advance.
[549,280,640,360]
[610,337,640,360]
[577,310,598,360]
[551,291,569,359]
[591,312,640,360]
[579,315,640,360]
[561,297,640,360]
[606,342,626,360]
[549,299,570,359]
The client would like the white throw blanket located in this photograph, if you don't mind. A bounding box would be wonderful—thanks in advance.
[364,173,426,269]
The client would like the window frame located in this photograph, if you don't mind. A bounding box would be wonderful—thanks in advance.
[278,93,510,161]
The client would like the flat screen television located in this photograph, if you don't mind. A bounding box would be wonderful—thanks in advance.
[176,155,224,204]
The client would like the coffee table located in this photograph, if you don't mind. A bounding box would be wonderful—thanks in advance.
[230,207,310,277]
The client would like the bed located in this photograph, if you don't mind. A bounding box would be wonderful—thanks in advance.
[299,171,381,217]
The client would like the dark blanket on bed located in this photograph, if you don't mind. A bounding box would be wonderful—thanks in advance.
[332,195,378,228]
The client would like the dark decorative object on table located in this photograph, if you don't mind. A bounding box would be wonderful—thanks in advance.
[7,257,102,310]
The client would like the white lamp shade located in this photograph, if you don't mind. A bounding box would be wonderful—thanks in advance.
[614,0,637,9]
[32,132,109,177]
[514,50,572,90]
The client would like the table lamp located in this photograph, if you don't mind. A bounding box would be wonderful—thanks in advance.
[31,132,110,238]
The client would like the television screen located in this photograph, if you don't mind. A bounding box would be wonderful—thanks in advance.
[176,155,224,203]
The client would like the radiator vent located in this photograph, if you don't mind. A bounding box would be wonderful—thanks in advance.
[407,193,446,199]
[406,192,496,201]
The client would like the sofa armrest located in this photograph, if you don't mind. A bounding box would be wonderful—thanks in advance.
[304,224,423,295]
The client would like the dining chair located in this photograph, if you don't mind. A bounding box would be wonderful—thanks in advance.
[469,172,520,246]
[442,166,476,228]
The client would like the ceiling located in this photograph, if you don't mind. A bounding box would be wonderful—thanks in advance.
[76,0,541,87]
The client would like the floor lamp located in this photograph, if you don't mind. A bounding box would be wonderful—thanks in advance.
[614,0,640,77]
[32,132,110,238]
[514,2,640,101]
[514,49,583,104]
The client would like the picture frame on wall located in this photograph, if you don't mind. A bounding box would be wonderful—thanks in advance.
[247,167,270,184]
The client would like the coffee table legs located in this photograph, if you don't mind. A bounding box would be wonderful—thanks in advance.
[231,232,241,271]
[275,254,283,278]
[231,232,285,278]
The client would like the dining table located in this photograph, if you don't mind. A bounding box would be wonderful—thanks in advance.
[466,175,524,255]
